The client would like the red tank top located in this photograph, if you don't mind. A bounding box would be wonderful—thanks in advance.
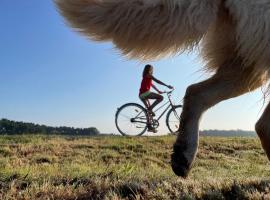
[139,75,153,95]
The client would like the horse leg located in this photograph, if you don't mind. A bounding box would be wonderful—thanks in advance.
[171,61,263,177]
[256,102,270,160]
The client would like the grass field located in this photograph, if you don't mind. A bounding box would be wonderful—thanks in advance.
[0,135,269,199]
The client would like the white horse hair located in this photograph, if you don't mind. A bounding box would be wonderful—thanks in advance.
[55,0,270,177]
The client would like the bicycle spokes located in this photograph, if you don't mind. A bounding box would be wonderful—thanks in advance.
[166,105,182,133]
[115,103,148,136]
[115,89,182,136]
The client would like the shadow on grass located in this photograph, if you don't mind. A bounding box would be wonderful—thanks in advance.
[1,173,270,199]
[48,179,270,200]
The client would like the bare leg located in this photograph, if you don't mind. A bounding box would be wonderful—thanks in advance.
[147,92,164,111]
[140,98,150,110]
[171,61,264,177]
[140,98,152,125]
[256,102,270,160]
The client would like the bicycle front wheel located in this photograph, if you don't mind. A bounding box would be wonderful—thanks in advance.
[115,103,148,136]
[166,105,182,134]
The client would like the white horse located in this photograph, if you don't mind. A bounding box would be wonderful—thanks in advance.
[55,0,270,177]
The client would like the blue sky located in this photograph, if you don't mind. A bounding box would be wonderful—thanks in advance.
[0,1,266,134]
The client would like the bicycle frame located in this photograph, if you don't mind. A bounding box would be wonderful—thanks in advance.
[115,90,182,136]
[132,91,177,124]
[152,92,176,121]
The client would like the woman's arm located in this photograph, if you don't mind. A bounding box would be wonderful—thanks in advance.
[151,75,174,89]
[152,84,163,94]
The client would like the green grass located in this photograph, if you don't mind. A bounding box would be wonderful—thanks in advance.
[0,135,269,199]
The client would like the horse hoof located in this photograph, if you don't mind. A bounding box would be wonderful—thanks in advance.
[171,144,191,178]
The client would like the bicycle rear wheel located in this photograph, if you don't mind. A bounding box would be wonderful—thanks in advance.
[166,105,182,134]
[115,103,148,136]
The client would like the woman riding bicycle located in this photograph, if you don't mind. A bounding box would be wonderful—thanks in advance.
[139,64,174,132]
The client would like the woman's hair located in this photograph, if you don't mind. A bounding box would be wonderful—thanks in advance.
[143,64,153,77]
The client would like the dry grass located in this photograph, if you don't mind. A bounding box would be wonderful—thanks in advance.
[0,135,269,199]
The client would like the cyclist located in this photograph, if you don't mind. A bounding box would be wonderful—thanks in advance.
[139,64,174,132]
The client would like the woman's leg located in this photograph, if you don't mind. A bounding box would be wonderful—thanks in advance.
[147,92,164,112]
[140,98,150,109]
[140,97,154,128]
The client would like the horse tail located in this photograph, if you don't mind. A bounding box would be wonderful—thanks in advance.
[55,0,221,60]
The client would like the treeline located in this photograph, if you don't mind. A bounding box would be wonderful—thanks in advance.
[0,119,100,136]
[200,129,256,137]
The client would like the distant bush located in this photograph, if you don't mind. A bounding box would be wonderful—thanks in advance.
[200,129,256,137]
[0,119,100,136]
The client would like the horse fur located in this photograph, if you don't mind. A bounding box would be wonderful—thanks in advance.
[55,0,270,177]
[55,0,270,87]
[55,0,221,60]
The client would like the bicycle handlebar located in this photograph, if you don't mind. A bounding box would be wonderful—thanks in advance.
[164,89,175,94]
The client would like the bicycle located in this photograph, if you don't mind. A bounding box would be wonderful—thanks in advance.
[115,90,182,136]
